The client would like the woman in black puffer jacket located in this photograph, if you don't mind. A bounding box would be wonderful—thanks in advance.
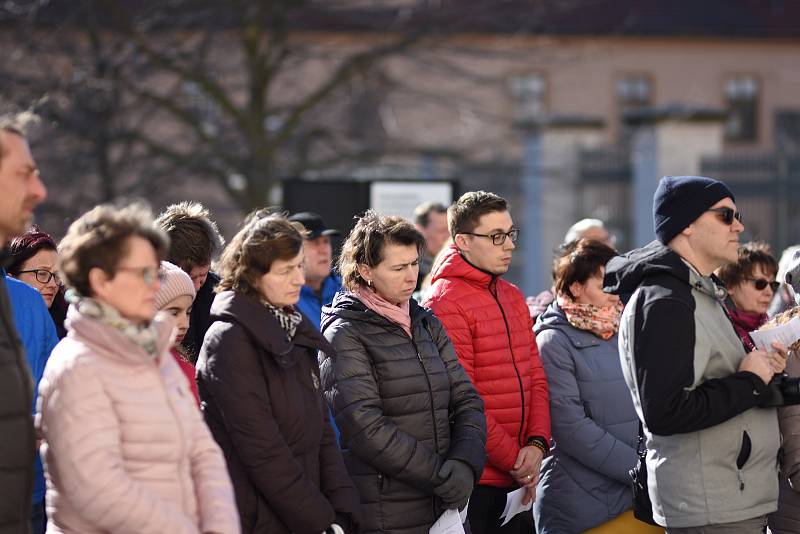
[320,211,486,534]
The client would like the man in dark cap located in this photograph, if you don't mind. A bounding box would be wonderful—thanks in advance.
[604,175,786,533]
[288,212,341,330]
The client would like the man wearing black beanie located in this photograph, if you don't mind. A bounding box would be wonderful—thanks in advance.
[603,175,787,532]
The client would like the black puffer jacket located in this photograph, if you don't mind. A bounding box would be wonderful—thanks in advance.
[198,290,361,534]
[320,292,486,534]
[0,274,34,534]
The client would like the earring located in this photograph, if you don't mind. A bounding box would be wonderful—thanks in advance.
[367,279,372,287]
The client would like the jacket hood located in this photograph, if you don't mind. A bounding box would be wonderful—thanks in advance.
[429,244,493,287]
[534,300,570,335]
[320,290,432,335]
[603,240,692,303]
[211,290,331,358]
[66,305,175,365]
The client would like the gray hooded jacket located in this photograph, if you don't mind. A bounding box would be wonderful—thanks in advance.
[604,241,780,528]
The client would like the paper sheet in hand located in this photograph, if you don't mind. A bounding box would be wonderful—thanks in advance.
[429,509,464,534]
[749,316,800,350]
[500,487,532,527]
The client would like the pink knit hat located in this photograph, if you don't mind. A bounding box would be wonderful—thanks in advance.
[155,261,196,310]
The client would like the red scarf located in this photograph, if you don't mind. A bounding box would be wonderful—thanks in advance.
[354,286,412,338]
[726,303,767,351]
[557,295,623,340]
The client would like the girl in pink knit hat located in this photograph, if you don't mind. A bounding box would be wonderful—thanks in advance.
[156,261,200,405]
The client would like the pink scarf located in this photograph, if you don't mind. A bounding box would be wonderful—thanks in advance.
[354,286,412,337]
[557,295,623,340]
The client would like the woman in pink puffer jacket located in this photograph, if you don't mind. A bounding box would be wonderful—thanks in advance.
[36,203,239,534]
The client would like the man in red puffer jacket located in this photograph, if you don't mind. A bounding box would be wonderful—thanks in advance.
[424,191,550,534]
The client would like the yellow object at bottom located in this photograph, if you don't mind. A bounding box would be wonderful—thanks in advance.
[583,510,665,534]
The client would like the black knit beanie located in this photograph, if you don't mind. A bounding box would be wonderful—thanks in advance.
[653,175,735,244]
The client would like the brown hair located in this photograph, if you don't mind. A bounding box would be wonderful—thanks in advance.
[447,191,507,238]
[413,201,447,228]
[554,238,617,300]
[717,241,778,289]
[339,210,425,292]
[155,201,225,271]
[58,202,169,297]
[216,212,304,298]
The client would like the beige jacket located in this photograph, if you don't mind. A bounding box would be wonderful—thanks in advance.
[36,305,240,534]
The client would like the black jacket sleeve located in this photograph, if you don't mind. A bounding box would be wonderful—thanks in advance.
[635,298,768,436]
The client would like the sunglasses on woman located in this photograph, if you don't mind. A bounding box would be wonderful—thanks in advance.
[747,278,780,292]
[706,207,743,225]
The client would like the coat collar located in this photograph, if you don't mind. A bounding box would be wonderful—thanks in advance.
[211,290,332,367]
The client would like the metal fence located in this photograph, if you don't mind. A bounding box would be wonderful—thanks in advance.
[577,147,800,255]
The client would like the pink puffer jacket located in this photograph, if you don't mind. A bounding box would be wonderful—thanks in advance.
[36,305,240,534]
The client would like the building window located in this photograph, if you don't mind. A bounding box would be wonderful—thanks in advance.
[508,73,546,122]
[616,74,652,143]
[725,75,759,143]
[616,74,652,110]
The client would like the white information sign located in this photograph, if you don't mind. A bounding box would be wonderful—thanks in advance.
[369,181,453,222]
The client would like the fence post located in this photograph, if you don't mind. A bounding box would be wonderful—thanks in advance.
[626,105,726,247]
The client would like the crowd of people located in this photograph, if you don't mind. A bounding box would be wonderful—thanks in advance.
[3,109,800,534]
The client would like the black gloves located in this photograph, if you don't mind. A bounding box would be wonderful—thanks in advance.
[333,512,352,532]
[433,459,474,510]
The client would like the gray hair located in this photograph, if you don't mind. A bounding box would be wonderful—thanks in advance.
[564,218,606,244]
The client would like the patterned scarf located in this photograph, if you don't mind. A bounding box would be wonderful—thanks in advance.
[557,295,623,340]
[68,291,160,358]
[261,300,303,340]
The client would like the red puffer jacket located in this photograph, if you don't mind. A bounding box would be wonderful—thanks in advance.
[424,245,550,487]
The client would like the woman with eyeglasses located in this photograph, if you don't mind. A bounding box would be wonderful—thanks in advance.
[716,241,779,349]
[36,203,239,534]
[8,226,68,338]
[197,213,360,534]
[320,211,486,534]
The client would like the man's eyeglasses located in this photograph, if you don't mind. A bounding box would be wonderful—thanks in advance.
[462,228,520,246]
[747,278,780,292]
[706,207,743,225]
[18,269,61,285]
[116,266,166,285]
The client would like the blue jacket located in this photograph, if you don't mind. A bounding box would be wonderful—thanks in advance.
[532,301,638,534]
[296,273,343,444]
[296,274,342,330]
[5,275,59,505]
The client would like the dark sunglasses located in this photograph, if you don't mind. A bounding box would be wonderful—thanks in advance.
[706,207,743,225]
[747,278,780,292]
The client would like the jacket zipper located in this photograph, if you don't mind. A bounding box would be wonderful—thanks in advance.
[410,333,441,455]
[490,279,526,447]
[160,362,189,512]
[410,327,441,520]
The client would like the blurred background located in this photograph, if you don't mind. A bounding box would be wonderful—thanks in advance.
[2,0,799,295]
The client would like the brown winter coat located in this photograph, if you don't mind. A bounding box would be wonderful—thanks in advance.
[197,290,361,534]
[770,351,800,534]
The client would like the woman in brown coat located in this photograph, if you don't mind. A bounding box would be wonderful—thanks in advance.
[196,212,361,534]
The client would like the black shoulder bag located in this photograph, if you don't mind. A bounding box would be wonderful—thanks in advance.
[630,420,658,525]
